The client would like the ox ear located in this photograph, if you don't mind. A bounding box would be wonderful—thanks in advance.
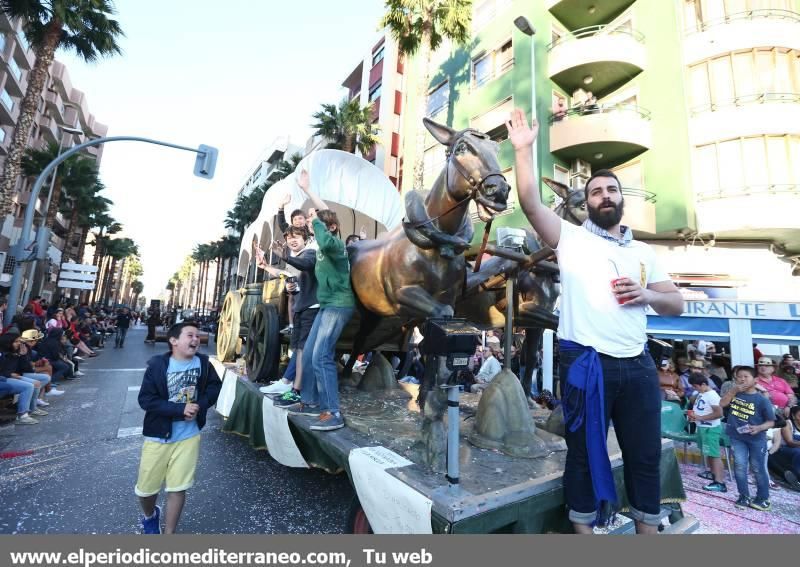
[423,117,457,146]
[542,177,572,200]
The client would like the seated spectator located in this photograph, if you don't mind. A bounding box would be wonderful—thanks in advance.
[46,309,69,331]
[20,329,62,395]
[769,405,800,490]
[778,355,799,391]
[38,329,78,381]
[658,359,683,403]
[471,346,502,393]
[0,377,38,424]
[756,357,797,417]
[0,333,50,420]
[67,315,97,357]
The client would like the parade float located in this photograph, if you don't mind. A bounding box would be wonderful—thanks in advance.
[211,119,694,534]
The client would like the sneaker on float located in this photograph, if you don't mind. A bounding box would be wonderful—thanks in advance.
[259,380,292,395]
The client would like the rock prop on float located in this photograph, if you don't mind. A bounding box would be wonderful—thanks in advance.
[540,404,565,439]
[468,369,551,458]
[356,353,398,392]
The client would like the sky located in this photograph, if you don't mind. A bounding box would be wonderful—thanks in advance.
[58,0,387,299]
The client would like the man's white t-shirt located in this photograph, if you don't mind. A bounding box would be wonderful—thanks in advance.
[554,220,671,357]
[693,389,721,428]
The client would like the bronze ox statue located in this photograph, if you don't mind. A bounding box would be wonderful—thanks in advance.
[349,118,511,320]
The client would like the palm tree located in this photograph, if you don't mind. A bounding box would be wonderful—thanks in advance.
[70,185,112,263]
[0,0,123,214]
[381,0,472,189]
[21,142,99,231]
[100,237,136,306]
[130,280,143,309]
[275,153,304,178]
[216,234,240,303]
[311,97,381,155]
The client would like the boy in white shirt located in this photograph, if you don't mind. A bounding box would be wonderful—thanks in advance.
[688,374,726,492]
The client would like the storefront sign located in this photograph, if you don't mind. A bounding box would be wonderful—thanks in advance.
[649,301,800,320]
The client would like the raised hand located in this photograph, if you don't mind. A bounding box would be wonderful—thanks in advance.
[279,192,292,208]
[296,169,310,192]
[506,108,539,151]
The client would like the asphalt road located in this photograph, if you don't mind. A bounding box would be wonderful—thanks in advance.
[0,326,354,534]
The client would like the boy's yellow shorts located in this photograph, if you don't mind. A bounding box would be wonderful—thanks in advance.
[134,435,200,497]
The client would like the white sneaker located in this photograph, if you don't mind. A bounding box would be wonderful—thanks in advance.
[74,371,85,377]
[260,380,292,394]
[46,388,65,397]
[73,356,85,362]
[31,408,48,416]
[36,399,50,407]
[16,414,39,425]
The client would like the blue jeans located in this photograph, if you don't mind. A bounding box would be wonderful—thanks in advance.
[770,446,800,477]
[283,351,297,381]
[20,372,51,401]
[559,349,662,526]
[731,434,769,501]
[4,378,35,414]
[115,327,128,346]
[300,306,353,414]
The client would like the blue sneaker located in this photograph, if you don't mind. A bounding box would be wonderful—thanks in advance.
[141,505,161,534]
[309,412,345,431]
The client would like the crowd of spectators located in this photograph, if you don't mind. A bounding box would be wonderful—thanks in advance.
[0,295,137,427]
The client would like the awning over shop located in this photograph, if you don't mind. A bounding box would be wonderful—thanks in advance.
[646,300,800,364]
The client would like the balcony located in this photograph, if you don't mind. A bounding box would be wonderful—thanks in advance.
[688,92,800,146]
[683,9,800,65]
[45,90,66,123]
[38,115,59,144]
[0,89,18,125]
[2,58,24,97]
[548,25,645,98]
[547,0,636,31]
[549,104,652,167]
[694,185,800,235]
[621,187,657,234]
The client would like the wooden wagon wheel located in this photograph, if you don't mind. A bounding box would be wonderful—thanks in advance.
[216,291,241,362]
[245,303,280,383]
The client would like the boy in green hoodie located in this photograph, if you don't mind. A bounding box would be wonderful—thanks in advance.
[287,170,354,431]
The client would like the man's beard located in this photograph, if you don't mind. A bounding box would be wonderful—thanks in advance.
[587,198,624,229]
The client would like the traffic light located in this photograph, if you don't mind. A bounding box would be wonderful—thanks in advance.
[194,145,218,179]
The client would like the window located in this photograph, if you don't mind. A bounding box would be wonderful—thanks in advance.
[689,48,800,112]
[17,32,29,51]
[0,34,6,54]
[372,45,385,67]
[426,81,449,117]
[472,0,512,32]
[369,82,382,102]
[0,89,13,111]
[470,97,513,141]
[471,39,513,89]
[0,128,5,144]
[8,58,21,81]
[693,135,800,196]
[422,145,446,185]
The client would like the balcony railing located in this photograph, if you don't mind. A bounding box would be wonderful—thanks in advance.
[690,92,800,115]
[696,184,799,202]
[549,102,652,124]
[547,24,644,51]
[621,186,657,203]
[685,9,800,35]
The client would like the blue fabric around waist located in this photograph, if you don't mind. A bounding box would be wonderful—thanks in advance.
[559,339,617,527]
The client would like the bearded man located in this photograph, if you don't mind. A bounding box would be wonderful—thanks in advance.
[507,109,684,534]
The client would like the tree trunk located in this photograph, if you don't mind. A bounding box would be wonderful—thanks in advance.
[412,26,433,191]
[0,22,62,215]
[212,258,222,310]
[44,176,64,230]
[343,133,356,154]
[77,226,90,264]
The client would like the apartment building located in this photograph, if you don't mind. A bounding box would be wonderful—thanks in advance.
[399,0,800,304]
[341,32,406,188]
[236,135,304,200]
[0,13,107,296]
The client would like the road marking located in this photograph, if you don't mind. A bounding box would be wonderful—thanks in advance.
[73,387,99,394]
[127,386,141,391]
[9,455,66,471]
[90,368,146,372]
[117,426,143,439]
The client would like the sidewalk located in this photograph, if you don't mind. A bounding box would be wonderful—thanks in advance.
[679,463,800,534]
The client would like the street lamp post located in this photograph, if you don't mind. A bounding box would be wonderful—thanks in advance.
[512,16,554,393]
[5,136,218,322]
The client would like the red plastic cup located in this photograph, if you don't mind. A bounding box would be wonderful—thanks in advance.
[611,277,628,304]
[686,410,695,419]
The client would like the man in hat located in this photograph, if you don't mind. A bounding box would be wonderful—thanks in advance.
[20,329,64,396]
[756,357,796,417]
